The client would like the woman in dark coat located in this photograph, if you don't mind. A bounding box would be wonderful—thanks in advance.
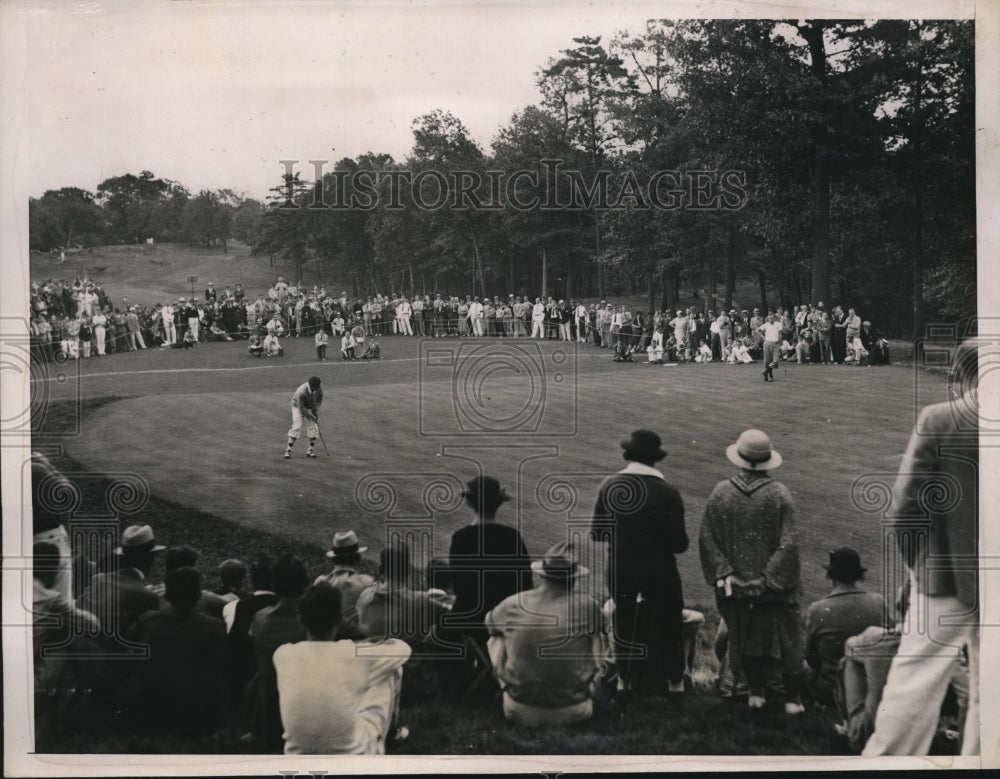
[442,477,532,654]
[590,430,689,695]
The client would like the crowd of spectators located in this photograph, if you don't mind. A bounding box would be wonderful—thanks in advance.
[29,274,890,370]
[32,362,978,755]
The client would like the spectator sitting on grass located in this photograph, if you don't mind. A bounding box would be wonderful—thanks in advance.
[33,540,107,739]
[803,548,887,707]
[246,555,309,750]
[247,332,264,357]
[213,558,247,603]
[125,566,227,738]
[315,530,375,640]
[152,545,228,620]
[224,556,277,715]
[836,583,969,754]
[357,540,452,702]
[341,330,357,359]
[273,582,411,754]
[485,542,609,728]
[262,331,281,357]
[77,524,163,648]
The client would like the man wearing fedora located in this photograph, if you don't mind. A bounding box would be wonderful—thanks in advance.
[315,530,375,640]
[700,428,805,715]
[590,429,689,697]
[803,548,887,707]
[77,524,164,648]
[485,541,609,727]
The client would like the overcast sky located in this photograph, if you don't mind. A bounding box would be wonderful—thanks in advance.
[16,1,678,201]
[8,0,979,202]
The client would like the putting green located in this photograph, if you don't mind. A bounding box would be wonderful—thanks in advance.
[64,350,939,606]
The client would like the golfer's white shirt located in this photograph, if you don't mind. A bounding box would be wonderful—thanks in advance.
[760,321,783,343]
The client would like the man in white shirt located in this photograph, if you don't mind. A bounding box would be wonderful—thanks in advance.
[757,314,784,381]
[669,310,689,359]
[273,582,410,754]
[575,302,588,343]
[396,297,413,336]
[531,298,546,339]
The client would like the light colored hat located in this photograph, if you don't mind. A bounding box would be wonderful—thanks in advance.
[726,429,782,471]
[326,530,368,559]
[115,524,166,556]
[531,541,589,581]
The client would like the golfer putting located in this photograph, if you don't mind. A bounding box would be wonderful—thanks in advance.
[284,376,324,459]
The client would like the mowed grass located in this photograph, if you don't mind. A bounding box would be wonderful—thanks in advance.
[50,333,935,610]
[30,242,306,305]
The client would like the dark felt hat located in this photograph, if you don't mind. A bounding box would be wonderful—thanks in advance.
[620,429,667,461]
[824,547,867,580]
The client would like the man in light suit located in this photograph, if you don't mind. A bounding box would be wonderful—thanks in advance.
[863,340,982,756]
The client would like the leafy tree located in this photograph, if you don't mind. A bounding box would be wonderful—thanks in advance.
[95,170,171,242]
[28,188,104,251]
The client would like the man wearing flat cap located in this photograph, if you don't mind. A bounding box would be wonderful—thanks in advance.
[590,429,688,697]
[78,524,164,649]
[485,541,609,727]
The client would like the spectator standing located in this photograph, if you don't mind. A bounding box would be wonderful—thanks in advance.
[862,341,981,756]
[442,477,532,658]
[590,429,688,696]
[699,429,805,715]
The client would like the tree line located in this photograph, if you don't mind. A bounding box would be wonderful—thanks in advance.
[29,20,974,337]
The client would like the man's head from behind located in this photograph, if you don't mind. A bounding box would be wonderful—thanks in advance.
[165,545,198,572]
[298,582,343,638]
[249,556,275,591]
[165,566,201,608]
[272,555,309,599]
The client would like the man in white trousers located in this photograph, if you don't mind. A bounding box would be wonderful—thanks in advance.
[531,298,546,339]
[284,376,323,460]
[396,297,413,336]
[861,340,981,756]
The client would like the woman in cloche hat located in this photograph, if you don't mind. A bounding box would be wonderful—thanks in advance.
[699,429,805,715]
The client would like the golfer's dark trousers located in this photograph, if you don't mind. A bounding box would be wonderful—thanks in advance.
[607,566,685,691]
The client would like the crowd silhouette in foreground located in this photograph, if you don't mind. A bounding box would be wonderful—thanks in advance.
[30,341,980,755]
